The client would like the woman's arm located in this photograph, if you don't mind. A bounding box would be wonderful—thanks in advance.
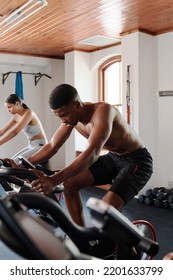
[0,110,32,145]
[0,117,16,137]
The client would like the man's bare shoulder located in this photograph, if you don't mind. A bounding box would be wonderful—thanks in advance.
[93,102,119,118]
[89,101,115,112]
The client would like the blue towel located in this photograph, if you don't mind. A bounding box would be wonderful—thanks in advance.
[15,71,24,100]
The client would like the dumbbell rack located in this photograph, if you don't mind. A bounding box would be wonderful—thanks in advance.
[138,187,173,209]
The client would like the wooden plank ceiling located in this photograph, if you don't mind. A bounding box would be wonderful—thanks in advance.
[0,0,173,59]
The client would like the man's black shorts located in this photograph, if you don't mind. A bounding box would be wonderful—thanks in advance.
[89,148,153,204]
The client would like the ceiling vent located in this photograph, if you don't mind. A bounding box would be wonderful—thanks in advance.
[78,35,120,47]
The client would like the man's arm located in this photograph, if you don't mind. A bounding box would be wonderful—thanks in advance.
[27,123,73,165]
[53,104,114,180]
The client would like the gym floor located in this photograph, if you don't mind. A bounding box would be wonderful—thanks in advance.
[0,186,173,260]
[69,186,173,260]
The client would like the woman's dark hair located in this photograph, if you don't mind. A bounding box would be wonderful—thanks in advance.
[49,84,78,110]
[5,94,29,109]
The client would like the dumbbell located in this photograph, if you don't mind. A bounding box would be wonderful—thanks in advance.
[144,196,154,206]
[168,194,173,204]
[156,190,169,200]
[153,198,163,208]
[152,187,166,197]
[151,187,159,197]
[162,200,170,209]
[153,197,170,208]
[138,195,146,204]
[169,202,173,209]
[145,189,153,196]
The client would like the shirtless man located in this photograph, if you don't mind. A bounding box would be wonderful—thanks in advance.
[30,83,153,226]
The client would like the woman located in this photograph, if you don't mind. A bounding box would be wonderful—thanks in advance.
[0,94,48,164]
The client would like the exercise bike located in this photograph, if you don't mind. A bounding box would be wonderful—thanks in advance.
[0,193,96,260]
[0,167,159,260]
[0,156,64,195]
[0,158,64,227]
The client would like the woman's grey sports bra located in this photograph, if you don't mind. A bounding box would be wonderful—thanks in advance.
[22,123,43,140]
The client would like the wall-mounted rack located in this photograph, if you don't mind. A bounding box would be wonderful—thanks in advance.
[159,91,173,97]
[2,71,51,86]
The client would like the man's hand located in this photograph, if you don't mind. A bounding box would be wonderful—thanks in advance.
[3,158,18,167]
[31,169,56,195]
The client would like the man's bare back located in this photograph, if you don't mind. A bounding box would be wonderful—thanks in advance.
[75,102,144,155]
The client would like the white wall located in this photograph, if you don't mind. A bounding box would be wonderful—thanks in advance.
[121,33,158,192]
[65,51,97,156]
[0,53,65,169]
[64,52,76,165]
[121,33,139,130]
[157,32,173,186]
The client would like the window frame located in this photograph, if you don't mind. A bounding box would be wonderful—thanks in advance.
[98,55,122,109]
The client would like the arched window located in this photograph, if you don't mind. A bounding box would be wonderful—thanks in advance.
[98,55,122,113]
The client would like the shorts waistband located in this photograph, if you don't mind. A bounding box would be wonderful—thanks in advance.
[110,147,148,158]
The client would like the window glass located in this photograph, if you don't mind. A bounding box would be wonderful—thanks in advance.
[99,56,122,113]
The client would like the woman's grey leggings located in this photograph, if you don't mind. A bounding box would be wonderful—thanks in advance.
[12,139,47,164]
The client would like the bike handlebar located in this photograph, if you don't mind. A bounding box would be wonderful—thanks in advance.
[0,159,12,167]
[0,167,38,181]
[0,166,64,193]
[6,193,103,241]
